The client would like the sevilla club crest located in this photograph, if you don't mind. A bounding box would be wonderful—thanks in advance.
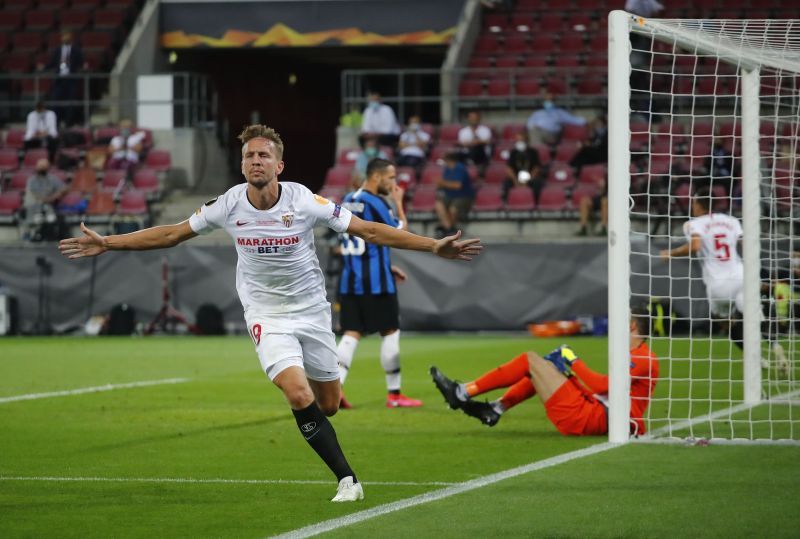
[281,213,294,228]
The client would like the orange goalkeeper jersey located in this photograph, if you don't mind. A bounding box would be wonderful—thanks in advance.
[570,342,659,435]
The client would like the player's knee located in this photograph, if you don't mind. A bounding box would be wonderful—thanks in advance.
[318,399,339,417]
[282,385,315,410]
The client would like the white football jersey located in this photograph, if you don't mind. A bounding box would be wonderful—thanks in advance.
[189,182,352,315]
[683,213,743,284]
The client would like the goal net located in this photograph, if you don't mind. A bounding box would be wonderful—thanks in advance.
[607,11,800,443]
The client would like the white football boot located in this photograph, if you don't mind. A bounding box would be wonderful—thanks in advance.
[331,476,364,502]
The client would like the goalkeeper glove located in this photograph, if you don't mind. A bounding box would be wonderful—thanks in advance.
[543,345,579,376]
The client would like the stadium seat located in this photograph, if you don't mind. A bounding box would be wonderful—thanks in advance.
[0,191,23,217]
[12,32,44,53]
[318,186,345,204]
[71,168,98,193]
[487,77,511,97]
[71,0,104,10]
[492,141,513,162]
[24,10,55,30]
[530,34,557,51]
[522,55,548,68]
[579,164,607,186]
[536,185,568,212]
[86,190,115,217]
[494,56,519,68]
[459,79,484,97]
[545,78,569,96]
[531,143,551,166]
[429,144,456,163]
[23,149,48,168]
[571,184,599,208]
[20,77,53,99]
[323,165,352,188]
[483,162,508,185]
[5,0,36,7]
[93,9,126,29]
[3,52,32,72]
[506,186,535,212]
[547,162,576,184]
[57,191,87,214]
[117,190,148,215]
[558,34,585,54]
[133,168,160,198]
[504,35,528,53]
[0,12,23,32]
[438,124,462,144]
[8,169,31,191]
[562,124,589,142]
[472,185,503,213]
[0,149,19,173]
[100,169,127,191]
[468,56,493,69]
[3,129,25,150]
[60,10,91,30]
[576,77,605,95]
[144,149,171,172]
[81,31,114,52]
[39,0,70,8]
[538,14,563,33]
[552,55,581,69]
[409,186,437,214]
[337,148,360,165]
[473,35,499,54]
[94,126,120,144]
[395,166,417,191]
[515,77,541,97]
[419,164,442,186]
[501,123,526,141]
[554,141,581,164]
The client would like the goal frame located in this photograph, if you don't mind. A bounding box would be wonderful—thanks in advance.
[606,10,777,442]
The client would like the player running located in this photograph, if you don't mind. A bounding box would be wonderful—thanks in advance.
[59,125,482,502]
[659,187,788,372]
[336,158,422,409]
[430,307,658,436]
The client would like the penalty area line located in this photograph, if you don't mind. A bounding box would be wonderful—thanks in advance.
[0,378,190,404]
[269,442,617,539]
[0,476,456,487]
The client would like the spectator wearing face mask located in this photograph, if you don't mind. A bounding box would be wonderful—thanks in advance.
[360,91,400,148]
[351,135,389,190]
[24,101,59,161]
[526,91,587,146]
[106,120,146,172]
[396,115,430,174]
[504,132,543,202]
[458,111,493,172]
[24,158,68,241]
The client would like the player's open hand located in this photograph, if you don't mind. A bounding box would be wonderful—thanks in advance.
[59,222,108,259]
[433,230,483,261]
[390,265,408,282]
[659,249,670,261]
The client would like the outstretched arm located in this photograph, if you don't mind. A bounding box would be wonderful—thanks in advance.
[59,220,197,259]
[660,235,701,260]
[346,215,482,261]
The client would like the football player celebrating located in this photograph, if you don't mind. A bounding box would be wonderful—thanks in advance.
[59,125,482,502]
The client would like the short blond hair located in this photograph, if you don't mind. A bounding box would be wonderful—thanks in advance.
[238,125,284,158]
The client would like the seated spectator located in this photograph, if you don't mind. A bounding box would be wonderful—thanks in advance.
[396,115,430,173]
[527,91,587,146]
[569,115,608,175]
[435,152,475,237]
[577,174,608,237]
[24,101,59,161]
[23,158,68,242]
[458,111,492,172]
[360,91,400,148]
[505,132,543,202]
[106,120,146,171]
[351,135,388,190]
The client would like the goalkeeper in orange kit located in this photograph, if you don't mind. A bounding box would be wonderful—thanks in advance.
[430,307,659,436]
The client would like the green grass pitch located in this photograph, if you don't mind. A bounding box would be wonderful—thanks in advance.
[1,335,798,538]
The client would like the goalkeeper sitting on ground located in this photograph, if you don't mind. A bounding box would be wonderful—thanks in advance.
[430,307,659,436]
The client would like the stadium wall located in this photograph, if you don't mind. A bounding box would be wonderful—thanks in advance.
[0,242,710,334]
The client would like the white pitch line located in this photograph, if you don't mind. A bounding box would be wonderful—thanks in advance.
[0,378,190,404]
[269,442,616,539]
[0,476,456,487]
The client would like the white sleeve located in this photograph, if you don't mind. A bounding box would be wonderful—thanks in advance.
[24,112,36,140]
[360,108,373,133]
[109,136,123,151]
[684,219,700,241]
[301,187,352,232]
[733,217,743,239]
[478,125,492,142]
[457,127,470,144]
[46,112,58,137]
[188,193,229,235]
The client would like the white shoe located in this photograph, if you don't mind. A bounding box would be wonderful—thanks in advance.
[331,476,364,502]
[774,343,790,377]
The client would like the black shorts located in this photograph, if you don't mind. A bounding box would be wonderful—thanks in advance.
[339,293,399,335]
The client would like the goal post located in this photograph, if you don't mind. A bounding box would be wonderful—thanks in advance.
[607,11,800,443]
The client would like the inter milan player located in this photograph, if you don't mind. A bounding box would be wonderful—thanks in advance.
[59,125,482,502]
[431,307,658,436]
[337,158,423,408]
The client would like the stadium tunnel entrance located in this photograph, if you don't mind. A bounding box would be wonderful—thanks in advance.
[171,46,445,191]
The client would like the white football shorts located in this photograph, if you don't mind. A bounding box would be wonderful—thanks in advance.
[705,277,744,318]
[245,304,340,382]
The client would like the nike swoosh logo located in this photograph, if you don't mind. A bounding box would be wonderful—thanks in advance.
[236,220,248,226]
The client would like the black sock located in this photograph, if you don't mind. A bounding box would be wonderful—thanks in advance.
[730,319,744,351]
[292,402,356,483]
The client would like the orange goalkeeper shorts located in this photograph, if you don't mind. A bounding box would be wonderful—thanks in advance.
[544,378,608,436]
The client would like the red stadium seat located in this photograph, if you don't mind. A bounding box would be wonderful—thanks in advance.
[522,54,548,68]
[80,31,114,52]
[558,34,585,54]
[562,124,589,142]
[554,141,581,163]
[474,35,500,54]
[483,163,508,185]
[547,162,576,184]
[71,0,104,9]
[324,165,352,188]
[94,126,120,144]
[504,35,528,53]
[515,77,541,97]
[576,77,605,95]
[39,0,70,8]
[530,34,557,51]
[101,169,127,191]
[3,0,35,9]
[492,141,513,163]
[468,56,493,69]
[117,190,148,215]
[5,127,25,150]
[579,164,606,186]
[24,10,55,30]
[93,9,126,29]
[395,166,417,191]
[438,124,462,144]
[472,186,503,213]
[501,123,526,141]
[23,149,48,168]
[133,168,160,197]
[552,55,581,69]
[429,144,457,163]
[538,14,563,33]
[691,122,713,137]
[12,31,44,53]
[0,191,23,216]
[571,184,599,208]
[337,148,360,165]
[419,164,442,186]
[494,56,519,69]
[86,190,115,216]
[3,52,32,72]
[8,169,31,190]
[532,143,551,166]
[487,77,511,97]
[0,12,23,32]
[71,168,98,193]
[60,10,91,30]
[0,149,19,172]
[506,186,535,212]
[536,185,568,211]
[144,149,171,172]
[409,186,437,213]
[459,79,484,97]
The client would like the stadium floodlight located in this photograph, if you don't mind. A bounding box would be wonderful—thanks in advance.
[608,10,800,444]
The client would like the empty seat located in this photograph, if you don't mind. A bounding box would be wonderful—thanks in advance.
[474,35,499,54]
[419,164,443,186]
[548,162,576,184]
[101,169,127,191]
[94,126,120,144]
[23,148,48,168]
[12,31,44,53]
[537,186,568,211]
[473,186,503,213]
[576,77,605,95]
[71,167,98,193]
[0,191,23,216]
[60,10,91,30]
[93,9,126,29]
[506,186,535,211]
[429,144,456,162]
[86,190,115,216]
[438,124,462,144]
[0,149,19,172]
[8,169,31,190]
[337,148,360,165]
[459,79,484,97]
[562,124,589,142]
[504,35,528,53]
[132,168,159,197]
[484,162,509,185]
[501,123,526,141]
[0,12,23,31]
[323,165,352,188]
[554,141,581,163]
[487,77,511,97]
[522,54,548,68]
[558,34,585,54]
[117,190,148,215]
[395,166,417,191]
[80,31,114,52]
[24,10,55,30]
[409,187,437,213]
[515,77,541,97]
[494,56,519,68]
[144,149,171,172]
[3,52,32,72]
[579,164,607,186]
[571,184,600,207]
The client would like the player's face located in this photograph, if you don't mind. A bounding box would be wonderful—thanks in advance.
[241,138,284,189]
[376,165,397,195]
